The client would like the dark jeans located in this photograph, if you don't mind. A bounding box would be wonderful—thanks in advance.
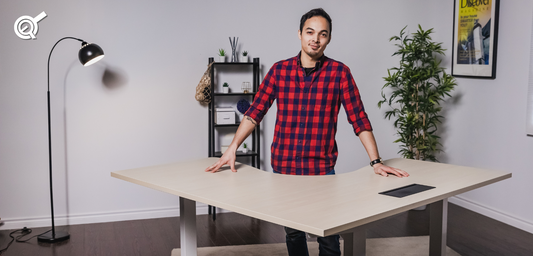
[284,226,341,256]
[275,169,340,256]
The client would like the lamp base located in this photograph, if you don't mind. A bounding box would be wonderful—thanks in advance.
[37,231,70,243]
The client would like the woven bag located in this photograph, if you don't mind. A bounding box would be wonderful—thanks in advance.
[195,63,214,104]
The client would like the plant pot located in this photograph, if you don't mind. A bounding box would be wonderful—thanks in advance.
[219,56,225,62]
[242,148,248,153]
[222,87,229,93]
[241,56,248,63]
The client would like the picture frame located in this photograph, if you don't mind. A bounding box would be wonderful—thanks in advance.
[451,0,500,79]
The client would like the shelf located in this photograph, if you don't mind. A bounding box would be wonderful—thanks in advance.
[214,150,258,157]
[207,57,260,220]
[208,57,260,171]
[214,92,256,96]
[212,62,254,66]
[214,123,240,127]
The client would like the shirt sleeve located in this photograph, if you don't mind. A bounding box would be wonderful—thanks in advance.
[340,66,373,136]
[244,63,277,124]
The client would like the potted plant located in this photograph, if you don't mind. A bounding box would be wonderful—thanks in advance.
[242,143,248,153]
[222,82,229,93]
[218,49,226,62]
[241,51,248,63]
[378,25,457,162]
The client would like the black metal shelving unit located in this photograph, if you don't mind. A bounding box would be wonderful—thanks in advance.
[207,57,261,220]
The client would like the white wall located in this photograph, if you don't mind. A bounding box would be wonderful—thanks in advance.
[443,0,533,233]
[1,0,532,234]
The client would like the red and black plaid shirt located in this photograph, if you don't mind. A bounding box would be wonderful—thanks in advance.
[245,53,372,175]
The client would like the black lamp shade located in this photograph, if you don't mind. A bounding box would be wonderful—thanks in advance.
[79,43,105,66]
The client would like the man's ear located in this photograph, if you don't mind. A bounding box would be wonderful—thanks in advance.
[298,30,302,40]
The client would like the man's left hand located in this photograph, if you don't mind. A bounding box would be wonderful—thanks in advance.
[373,163,409,177]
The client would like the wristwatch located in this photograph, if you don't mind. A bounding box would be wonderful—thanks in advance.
[370,157,383,167]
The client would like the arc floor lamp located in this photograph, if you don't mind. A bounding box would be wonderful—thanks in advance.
[38,37,105,243]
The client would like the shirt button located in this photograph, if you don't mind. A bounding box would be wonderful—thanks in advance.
[302,107,305,110]
[298,140,302,143]
[300,123,304,127]
[296,156,300,160]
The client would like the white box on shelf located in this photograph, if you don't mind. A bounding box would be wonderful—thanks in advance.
[216,108,236,124]
[221,146,229,153]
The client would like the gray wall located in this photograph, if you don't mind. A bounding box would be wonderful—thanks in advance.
[1,0,532,234]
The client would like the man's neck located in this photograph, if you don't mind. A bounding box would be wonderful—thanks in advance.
[300,52,322,68]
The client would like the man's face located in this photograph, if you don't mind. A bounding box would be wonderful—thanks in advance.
[298,16,331,60]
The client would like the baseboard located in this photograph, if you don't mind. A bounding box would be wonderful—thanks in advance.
[449,196,533,234]
[0,204,229,230]
[5,197,530,235]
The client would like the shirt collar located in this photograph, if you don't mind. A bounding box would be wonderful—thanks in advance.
[296,51,327,70]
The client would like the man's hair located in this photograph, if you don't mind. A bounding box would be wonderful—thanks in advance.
[299,8,332,35]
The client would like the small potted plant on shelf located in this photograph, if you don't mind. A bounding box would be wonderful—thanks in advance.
[242,143,248,153]
[218,49,226,62]
[241,51,248,63]
[222,82,229,93]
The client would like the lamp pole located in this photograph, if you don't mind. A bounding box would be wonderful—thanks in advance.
[38,37,104,243]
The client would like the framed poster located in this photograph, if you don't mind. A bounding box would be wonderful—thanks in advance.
[452,0,500,79]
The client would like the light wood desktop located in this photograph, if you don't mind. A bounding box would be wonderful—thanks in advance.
[111,158,511,256]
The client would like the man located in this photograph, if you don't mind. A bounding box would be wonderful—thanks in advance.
[205,8,409,256]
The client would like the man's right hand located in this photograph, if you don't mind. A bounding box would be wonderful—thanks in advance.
[204,147,237,173]
[205,115,257,173]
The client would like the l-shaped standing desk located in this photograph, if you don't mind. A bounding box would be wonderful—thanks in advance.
[111,158,511,256]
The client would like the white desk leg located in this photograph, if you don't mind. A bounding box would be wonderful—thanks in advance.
[340,225,366,256]
[429,198,448,256]
[180,197,197,256]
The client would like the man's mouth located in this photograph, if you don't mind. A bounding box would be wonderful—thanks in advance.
[310,44,320,50]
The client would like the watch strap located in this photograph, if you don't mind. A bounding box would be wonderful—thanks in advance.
[370,158,383,167]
